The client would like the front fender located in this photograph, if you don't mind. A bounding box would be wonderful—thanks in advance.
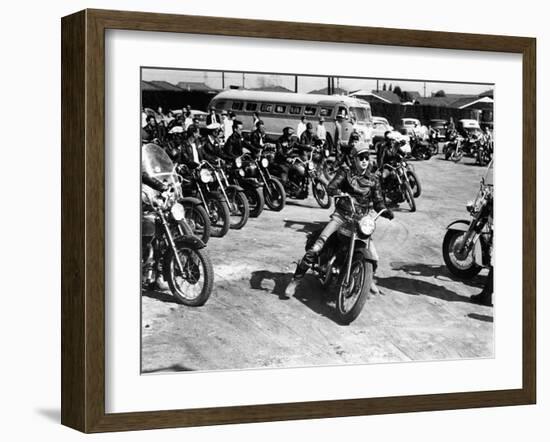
[174,235,206,250]
[226,184,244,194]
[446,219,471,232]
[179,196,202,207]
[354,241,378,273]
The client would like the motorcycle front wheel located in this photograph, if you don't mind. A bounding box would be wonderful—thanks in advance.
[402,181,416,212]
[312,179,331,209]
[164,244,214,306]
[451,150,464,163]
[206,199,231,238]
[227,189,249,230]
[406,170,422,198]
[244,186,264,217]
[264,177,286,211]
[335,256,373,325]
[442,229,482,279]
[182,203,211,244]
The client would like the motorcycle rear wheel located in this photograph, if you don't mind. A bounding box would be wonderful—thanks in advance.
[164,244,214,306]
[335,257,373,325]
[264,177,286,211]
[442,229,482,279]
[228,189,249,230]
[312,179,331,209]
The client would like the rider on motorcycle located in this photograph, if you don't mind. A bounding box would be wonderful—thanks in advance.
[285,142,394,297]
[270,126,298,184]
[248,120,266,158]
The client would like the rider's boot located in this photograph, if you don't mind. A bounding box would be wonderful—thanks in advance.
[285,238,325,298]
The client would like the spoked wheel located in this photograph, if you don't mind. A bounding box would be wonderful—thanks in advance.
[206,199,230,238]
[402,181,416,212]
[451,150,464,163]
[164,245,214,306]
[406,170,422,198]
[227,189,249,230]
[312,179,331,209]
[264,177,286,211]
[442,229,482,279]
[243,186,264,218]
[335,257,373,325]
[182,203,211,244]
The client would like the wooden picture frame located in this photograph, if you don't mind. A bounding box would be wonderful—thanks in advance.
[61,8,536,433]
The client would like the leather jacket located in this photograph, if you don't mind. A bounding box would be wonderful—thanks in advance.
[328,165,386,217]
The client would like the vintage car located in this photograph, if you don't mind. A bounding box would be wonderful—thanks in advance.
[398,117,422,136]
[458,119,483,137]
[429,119,448,140]
[371,116,394,144]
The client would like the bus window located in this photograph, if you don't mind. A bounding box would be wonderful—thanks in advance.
[304,106,317,116]
[245,102,257,112]
[289,105,302,115]
[320,107,333,117]
[274,104,286,113]
[260,103,273,112]
[232,101,244,111]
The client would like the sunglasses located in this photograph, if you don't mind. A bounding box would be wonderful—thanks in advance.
[357,154,370,161]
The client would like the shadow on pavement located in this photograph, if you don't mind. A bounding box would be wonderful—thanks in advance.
[142,289,180,305]
[249,270,337,322]
[142,364,195,373]
[376,275,473,303]
[390,261,485,288]
[467,313,494,323]
[283,219,326,235]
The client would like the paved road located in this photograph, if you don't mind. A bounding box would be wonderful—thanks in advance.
[141,154,494,373]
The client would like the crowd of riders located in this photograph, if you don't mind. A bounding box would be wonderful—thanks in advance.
[142,104,493,307]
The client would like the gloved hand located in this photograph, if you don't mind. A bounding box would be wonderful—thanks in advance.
[381,209,394,220]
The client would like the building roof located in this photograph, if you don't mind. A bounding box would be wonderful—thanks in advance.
[450,96,494,109]
[479,89,494,98]
[148,80,184,91]
[250,85,294,93]
[141,80,165,91]
[176,81,217,92]
[308,86,349,95]
[349,90,401,104]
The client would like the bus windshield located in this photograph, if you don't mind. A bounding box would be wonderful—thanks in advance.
[350,107,371,123]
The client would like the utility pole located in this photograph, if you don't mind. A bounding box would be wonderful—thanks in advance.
[376,79,379,92]
[327,76,331,95]
[242,73,245,89]
[295,75,298,93]
[222,71,225,89]
[423,82,426,98]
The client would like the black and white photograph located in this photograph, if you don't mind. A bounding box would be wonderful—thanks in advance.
[140,67,495,373]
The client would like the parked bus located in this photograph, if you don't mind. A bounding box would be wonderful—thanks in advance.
[208,89,374,149]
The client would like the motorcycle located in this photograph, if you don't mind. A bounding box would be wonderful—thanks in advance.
[476,136,493,167]
[141,145,214,306]
[462,132,483,158]
[409,133,434,160]
[226,156,265,218]
[442,163,493,279]
[275,143,332,209]
[381,159,418,212]
[242,147,286,212]
[208,158,250,230]
[443,132,465,162]
[305,194,388,325]
[178,161,231,238]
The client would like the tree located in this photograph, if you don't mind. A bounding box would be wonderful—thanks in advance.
[389,83,393,91]
[382,83,387,91]
[434,89,446,97]
[393,85,402,98]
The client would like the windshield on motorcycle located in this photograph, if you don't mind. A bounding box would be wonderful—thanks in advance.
[142,143,176,178]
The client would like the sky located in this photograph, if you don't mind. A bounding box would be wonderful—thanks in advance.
[142,68,493,97]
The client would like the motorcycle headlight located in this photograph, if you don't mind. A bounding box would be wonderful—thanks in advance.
[238,169,245,177]
[324,149,330,158]
[466,200,475,213]
[170,203,185,221]
[200,168,213,183]
[308,161,314,171]
[235,157,243,168]
[261,158,269,168]
[358,216,376,236]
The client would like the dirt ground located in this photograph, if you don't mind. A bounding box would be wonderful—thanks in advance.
[141,153,494,373]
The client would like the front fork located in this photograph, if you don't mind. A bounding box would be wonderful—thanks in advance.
[343,232,357,286]
[158,211,185,274]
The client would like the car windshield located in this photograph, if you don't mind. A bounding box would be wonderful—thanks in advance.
[350,107,370,123]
